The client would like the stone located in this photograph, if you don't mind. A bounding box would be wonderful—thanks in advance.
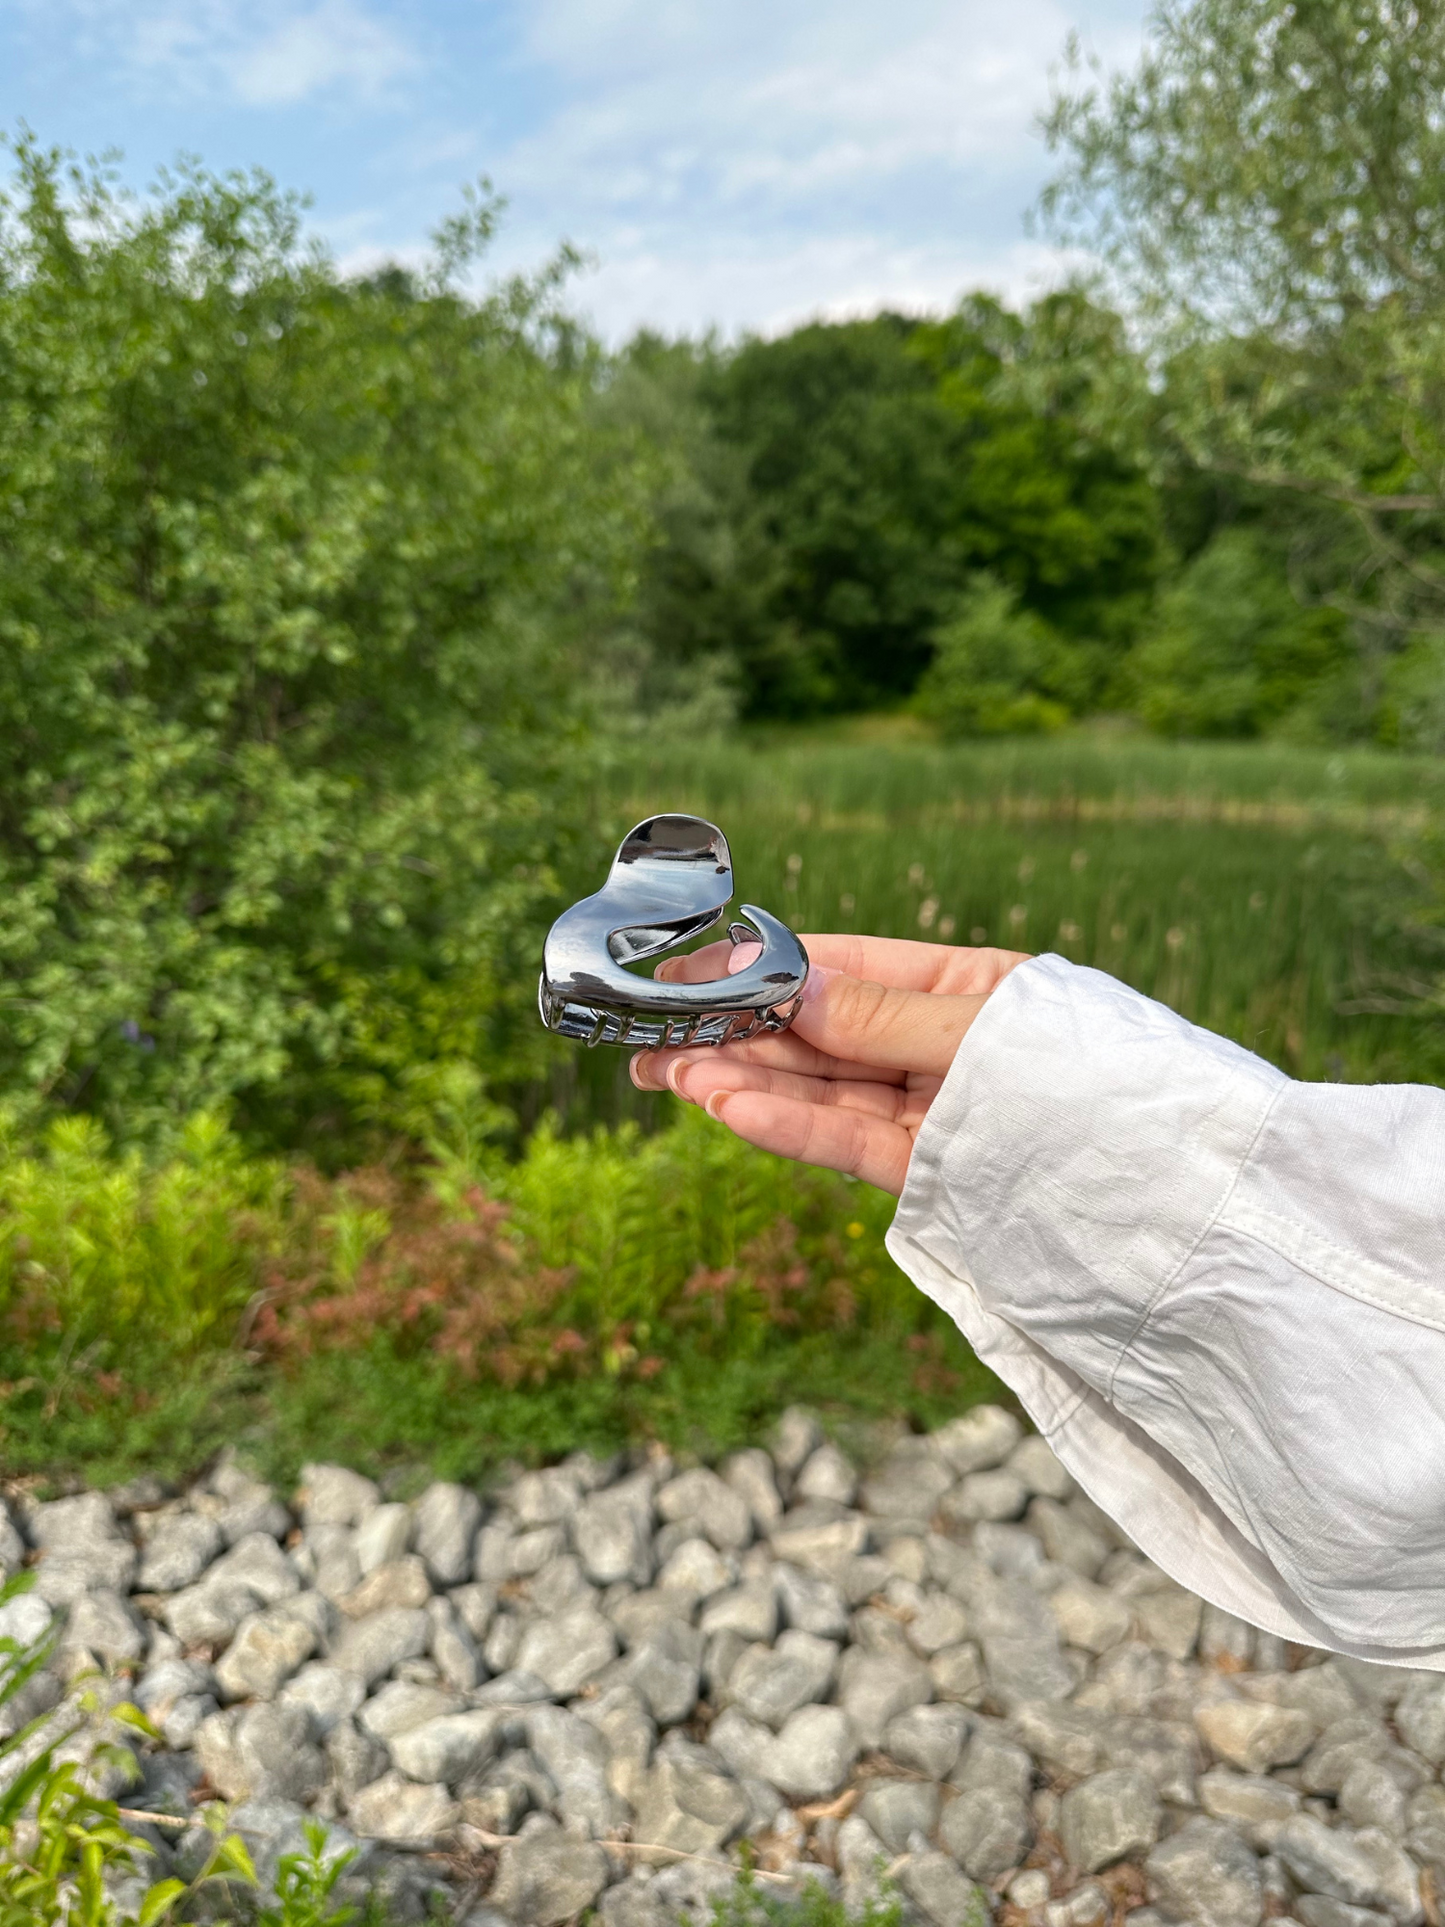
[852,1777,937,1854]
[347,1768,457,1843]
[767,1511,869,1576]
[1350,1827,1425,1923]
[631,1749,749,1861]
[358,1680,462,1742]
[897,1849,991,1927]
[1275,1815,1411,1915]
[624,1621,702,1727]
[33,1538,138,1605]
[353,1503,412,1575]
[884,1702,971,1780]
[930,1642,986,1704]
[771,1562,847,1640]
[525,1705,614,1837]
[1196,1699,1317,1772]
[1011,1701,1106,1779]
[574,1493,654,1588]
[390,1709,502,1785]
[758,1705,857,1800]
[953,1730,1033,1803]
[514,1606,617,1697]
[339,1557,432,1618]
[932,1406,1023,1474]
[209,1532,300,1605]
[196,1702,326,1802]
[726,1630,837,1729]
[330,1608,431,1684]
[136,1514,224,1592]
[1396,1676,1445,1766]
[426,1596,482,1693]
[1340,1760,1409,1839]
[1199,1604,1255,1668]
[278,1662,366,1735]
[1302,1718,1393,1794]
[510,1466,584,1528]
[941,1469,1029,1525]
[1099,1713,1199,1805]
[0,1590,52,1648]
[325,1717,388,1796]
[656,1537,733,1601]
[598,1877,667,1927]
[1007,1435,1073,1500]
[939,1785,1032,1881]
[164,1578,265,1648]
[905,1592,970,1657]
[657,1468,752,1551]
[1296,1902,1393,1927]
[214,1604,317,1701]
[413,1483,483,1587]
[1406,1786,1445,1874]
[1135,1587,1204,1661]
[448,1582,496,1642]
[700,1581,777,1644]
[793,1442,858,1508]
[1146,1816,1263,1927]
[294,1523,360,1602]
[62,1589,146,1665]
[861,1452,955,1523]
[770,1407,823,1480]
[1198,1768,1301,1850]
[722,1450,782,1530]
[837,1647,931,1748]
[708,1708,774,1782]
[1050,1580,1133,1654]
[1059,1767,1161,1873]
[298,1464,379,1529]
[489,1823,611,1926]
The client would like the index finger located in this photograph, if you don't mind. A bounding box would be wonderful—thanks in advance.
[657,932,1025,996]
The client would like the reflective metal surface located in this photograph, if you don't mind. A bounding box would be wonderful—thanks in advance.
[539,814,809,1048]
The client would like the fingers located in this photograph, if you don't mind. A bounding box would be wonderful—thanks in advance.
[664,1051,934,1127]
[791,972,986,1077]
[702,1088,914,1195]
[631,1026,908,1092]
[655,933,1029,996]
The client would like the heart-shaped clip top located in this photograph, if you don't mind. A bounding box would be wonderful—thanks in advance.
[538,814,810,1048]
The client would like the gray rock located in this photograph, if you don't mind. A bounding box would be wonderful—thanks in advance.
[326,1717,389,1797]
[338,1556,431,1618]
[0,1590,52,1648]
[525,1704,615,1837]
[942,1469,1029,1524]
[210,1464,292,1545]
[278,1662,366,1735]
[482,1612,520,1674]
[208,1531,301,1605]
[884,1702,971,1780]
[62,1589,146,1665]
[447,1582,496,1642]
[1296,1901,1394,1927]
[837,1647,931,1748]
[973,1520,1048,1582]
[1007,1435,1073,1500]
[298,1463,379,1529]
[1099,1712,1199,1805]
[354,1503,412,1575]
[1196,1699,1317,1773]
[329,1608,430,1685]
[758,1705,858,1800]
[953,1730,1033,1802]
[1302,1718,1394,1795]
[938,1784,1032,1881]
[134,1656,214,1717]
[510,1466,584,1528]
[1341,1760,1409,1839]
[794,1443,858,1507]
[707,1707,774,1783]
[390,1709,502,1785]
[722,1450,782,1530]
[414,1483,483,1587]
[196,1702,326,1802]
[1199,1604,1255,1668]
[164,1577,265,1648]
[932,1406,1023,1474]
[656,1537,733,1602]
[770,1407,823,1480]
[33,1540,138,1605]
[657,1469,753,1551]
[1027,1497,1109,1580]
[1198,1767,1301,1850]
[1350,1827,1425,1923]
[573,1493,654,1588]
[1396,1676,1445,1766]
[214,1604,317,1701]
[1050,1579,1133,1654]
[860,1453,954,1523]
[136,1514,224,1592]
[726,1630,837,1729]
[624,1620,702,1727]
[1134,1586,1205,1660]
[700,1581,777,1644]
[930,1641,986,1704]
[905,1592,970,1657]
[767,1511,869,1576]
[226,1796,369,1899]
[598,1876,668,1927]
[426,1596,482,1693]
[358,1680,462,1742]
[897,1848,990,1927]
[1406,1786,1445,1874]
[631,1749,749,1860]
[1059,1767,1161,1873]
[471,1669,553,1708]
[1146,1816,1263,1927]
[347,1767,457,1843]
[514,1605,617,1697]
[772,1563,848,1639]
[858,1777,941,1853]
[1275,1814,1413,1915]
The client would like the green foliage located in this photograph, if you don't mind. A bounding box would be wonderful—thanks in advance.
[709,1863,904,1925]
[1043,0,1445,728]
[1128,528,1352,738]
[916,578,1071,738]
[257,1823,361,1927]
[0,137,645,1157]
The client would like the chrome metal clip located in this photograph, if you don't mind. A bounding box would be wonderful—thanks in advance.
[538,814,809,1048]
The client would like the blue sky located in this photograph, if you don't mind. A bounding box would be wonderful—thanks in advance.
[1,0,1149,340]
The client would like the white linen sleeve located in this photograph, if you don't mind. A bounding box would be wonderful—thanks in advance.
[886,951,1445,1667]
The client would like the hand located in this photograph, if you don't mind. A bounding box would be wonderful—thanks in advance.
[629,935,1028,1195]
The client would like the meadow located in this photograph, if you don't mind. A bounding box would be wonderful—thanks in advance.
[2,729,1440,1491]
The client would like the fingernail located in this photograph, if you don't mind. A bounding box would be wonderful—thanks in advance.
[665,1058,691,1100]
[704,1089,730,1121]
[728,941,762,975]
[802,963,838,1003]
[629,1052,648,1089]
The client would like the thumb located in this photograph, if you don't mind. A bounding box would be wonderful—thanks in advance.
[793,967,987,1077]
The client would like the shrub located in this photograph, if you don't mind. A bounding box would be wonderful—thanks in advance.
[916,577,1071,737]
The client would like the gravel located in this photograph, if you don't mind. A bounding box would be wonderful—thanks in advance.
[8,1403,1443,1924]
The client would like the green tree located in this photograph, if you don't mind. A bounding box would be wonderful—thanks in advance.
[0,140,648,1154]
[915,575,1071,737]
[1043,0,1445,737]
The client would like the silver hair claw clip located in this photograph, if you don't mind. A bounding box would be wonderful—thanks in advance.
[539,814,809,1049]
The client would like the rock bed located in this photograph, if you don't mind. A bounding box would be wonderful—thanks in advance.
[3,1406,1444,1927]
